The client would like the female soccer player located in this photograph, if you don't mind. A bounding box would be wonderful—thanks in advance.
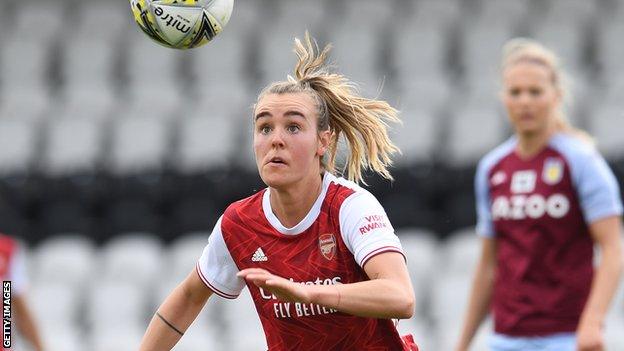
[0,233,45,351]
[139,33,418,350]
[455,38,623,351]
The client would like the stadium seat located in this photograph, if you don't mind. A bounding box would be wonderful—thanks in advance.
[0,118,39,176]
[61,38,118,111]
[392,10,450,86]
[396,228,439,313]
[100,232,163,289]
[588,105,624,161]
[39,327,85,351]
[392,104,439,165]
[31,282,81,331]
[12,2,66,43]
[167,232,209,281]
[42,117,103,176]
[413,0,462,27]
[543,0,599,23]
[0,39,52,109]
[441,227,482,277]
[529,21,587,74]
[109,115,170,175]
[596,21,624,83]
[461,20,515,87]
[429,273,472,325]
[173,324,223,351]
[191,32,250,96]
[446,105,506,167]
[90,327,144,351]
[476,0,530,23]
[87,282,147,333]
[75,1,128,41]
[330,26,386,98]
[175,113,240,173]
[221,288,267,349]
[33,234,95,290]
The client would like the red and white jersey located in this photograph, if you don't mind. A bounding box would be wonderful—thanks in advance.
[0,234,26,296]
[197,172,408,350]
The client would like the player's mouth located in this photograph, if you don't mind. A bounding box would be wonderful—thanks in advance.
[267,156,287,166]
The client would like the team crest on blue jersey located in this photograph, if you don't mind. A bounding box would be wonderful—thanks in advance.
[542,158,564,185]
[319,234,336,261]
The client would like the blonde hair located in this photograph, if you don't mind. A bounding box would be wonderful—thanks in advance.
[255,33,400,184]
[501,38,592,142]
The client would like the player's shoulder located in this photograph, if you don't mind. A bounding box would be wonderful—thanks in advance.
[324,173,381,216]
[223,189,265,220]
[477,136,517,174]
[325,173,372,204]
[549,132,597,162]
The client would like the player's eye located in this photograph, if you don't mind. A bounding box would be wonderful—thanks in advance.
[508,88,521,97]
[286,125,300,133]
[529,88,542,96]
[258,125,272,135]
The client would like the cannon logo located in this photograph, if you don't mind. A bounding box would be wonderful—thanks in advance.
[319,234,336,261]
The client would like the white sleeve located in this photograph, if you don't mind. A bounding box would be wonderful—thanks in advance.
[339,191,405,268]
[8,246,27,296]
[196,216,245,299]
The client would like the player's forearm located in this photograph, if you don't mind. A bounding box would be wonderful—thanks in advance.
[140,279,210,351]
[12,296,45,351]
[456,260,495,350]
[580,242,623,328]
[308,278,414,319]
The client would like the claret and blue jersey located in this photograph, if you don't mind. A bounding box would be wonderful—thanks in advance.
[475,132,623,336]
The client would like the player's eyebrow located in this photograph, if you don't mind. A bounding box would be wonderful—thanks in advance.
[255,110,306,121]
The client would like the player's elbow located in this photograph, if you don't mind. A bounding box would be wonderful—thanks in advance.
[394,292,415,319]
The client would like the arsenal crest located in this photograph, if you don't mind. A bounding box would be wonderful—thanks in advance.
[542,158,564,185]
[319,234,336,261]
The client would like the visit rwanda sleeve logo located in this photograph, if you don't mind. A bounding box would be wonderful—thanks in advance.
[319,234,337,261]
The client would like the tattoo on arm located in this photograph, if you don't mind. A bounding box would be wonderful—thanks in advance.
[156,312,184,336]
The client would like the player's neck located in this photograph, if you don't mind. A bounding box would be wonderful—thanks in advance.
[269,173,323,228]
[516,127,556,160]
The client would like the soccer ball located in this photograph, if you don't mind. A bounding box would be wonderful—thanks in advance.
[129,0,233,49]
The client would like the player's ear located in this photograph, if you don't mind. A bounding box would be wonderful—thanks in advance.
[317,130,331,157]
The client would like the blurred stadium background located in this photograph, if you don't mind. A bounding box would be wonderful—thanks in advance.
[0,0,623,350]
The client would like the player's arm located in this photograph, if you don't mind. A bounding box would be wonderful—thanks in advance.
[577,215,623,351]
[12,294,45,351]
[139,269,213,351]
[239,250,414,319]
[455,237,496,351]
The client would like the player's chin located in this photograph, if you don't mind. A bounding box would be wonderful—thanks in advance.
[260,169,292,188]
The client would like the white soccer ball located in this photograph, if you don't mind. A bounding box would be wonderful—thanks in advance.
[129,0,234,49]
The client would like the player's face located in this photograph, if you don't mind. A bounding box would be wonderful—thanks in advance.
[502,62,561,136]
[253,93,329,189]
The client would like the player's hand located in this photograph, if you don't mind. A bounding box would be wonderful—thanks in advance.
[237,268,313,303]
[576,321,604,351]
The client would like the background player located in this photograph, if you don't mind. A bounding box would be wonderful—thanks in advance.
[0,233,45,351]
[139,33,418,350]
[455,38,623,351]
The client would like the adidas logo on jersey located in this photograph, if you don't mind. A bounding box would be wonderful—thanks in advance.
[251,247,268,262]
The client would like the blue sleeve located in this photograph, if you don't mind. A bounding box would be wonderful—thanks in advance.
[571,150,623,224]
[475,159,495,237]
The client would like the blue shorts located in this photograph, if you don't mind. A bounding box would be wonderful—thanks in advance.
[489,332,576,351]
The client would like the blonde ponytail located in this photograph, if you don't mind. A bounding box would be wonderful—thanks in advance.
[256,32,400,184]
